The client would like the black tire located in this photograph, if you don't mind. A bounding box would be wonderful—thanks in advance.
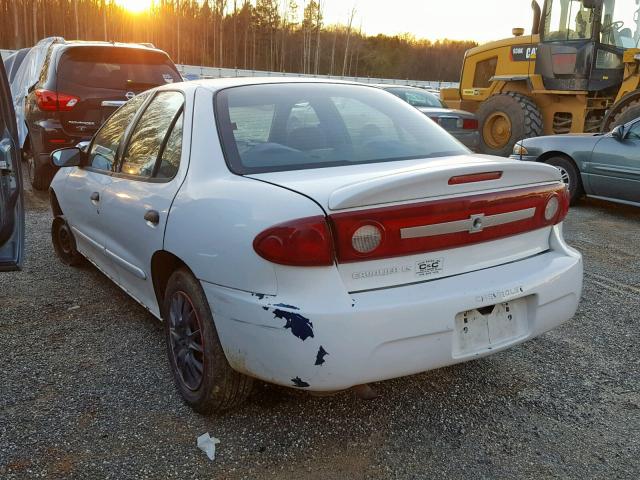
[26,140,54,191]
[544,156,583,205]
[163,269,253,413]
[605,99,640,131]
[477,92,543,157]
[51,216,84,266]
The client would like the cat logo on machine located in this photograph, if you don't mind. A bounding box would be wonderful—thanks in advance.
[511,45,537,62]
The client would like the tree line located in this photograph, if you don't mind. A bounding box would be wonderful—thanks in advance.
[0,0,477,82]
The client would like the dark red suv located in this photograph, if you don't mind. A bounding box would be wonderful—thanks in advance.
[22,40,182,190]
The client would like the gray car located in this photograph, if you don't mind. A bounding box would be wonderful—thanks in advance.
[510,119,640,207]
[377,85,480,151]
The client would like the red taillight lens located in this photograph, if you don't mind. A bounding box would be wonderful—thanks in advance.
[330,184,570,263]
[253,216,334,267]
[462,118,479,130]
[57,92,79,111]
[449,171,503,185]
[35,89,79,112]
[35,89,58,111]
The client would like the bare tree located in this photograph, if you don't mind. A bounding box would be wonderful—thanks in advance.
[342,6,356,77]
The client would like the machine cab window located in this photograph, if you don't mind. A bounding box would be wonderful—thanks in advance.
[599,0,640,48]
[545,0,595,41]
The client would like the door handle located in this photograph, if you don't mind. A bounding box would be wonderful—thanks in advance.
[144,210,160,225]
[90,192,100,202]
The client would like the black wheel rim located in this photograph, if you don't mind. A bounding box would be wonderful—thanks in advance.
[168,291,205,391]
[58,226,73,256]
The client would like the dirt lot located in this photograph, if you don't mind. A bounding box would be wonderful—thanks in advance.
[1,185,639,479]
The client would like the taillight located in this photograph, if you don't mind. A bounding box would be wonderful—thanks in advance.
[351,224,384,254]
[253,216,334,267]
[330,184,570,263]
[462,118,479,130]
[449,171,502,185]
[35,89,79,112]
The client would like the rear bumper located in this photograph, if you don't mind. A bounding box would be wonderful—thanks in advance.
[202,226,582,391]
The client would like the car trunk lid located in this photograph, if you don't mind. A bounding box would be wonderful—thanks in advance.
[249,155,568,292]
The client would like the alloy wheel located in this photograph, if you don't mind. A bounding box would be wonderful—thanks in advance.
[556,166,571,188]
[168,291,205,391]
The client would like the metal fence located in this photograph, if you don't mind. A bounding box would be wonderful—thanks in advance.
[1,48,459,90]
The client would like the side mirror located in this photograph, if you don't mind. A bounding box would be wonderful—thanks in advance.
[51,147,83,168]
[611,125,625,141]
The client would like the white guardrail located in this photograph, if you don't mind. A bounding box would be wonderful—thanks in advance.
[1,48,459,90]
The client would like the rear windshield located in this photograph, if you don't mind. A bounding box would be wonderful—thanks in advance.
[57,47,181,92]
[215,83,467,174]
[384,87,446,108]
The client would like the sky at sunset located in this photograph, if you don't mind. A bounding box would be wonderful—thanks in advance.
[318,0,536,43]
[116,0,538,44]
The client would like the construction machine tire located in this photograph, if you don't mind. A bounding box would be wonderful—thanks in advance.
[603,99,640,131]
[477,92,543,157]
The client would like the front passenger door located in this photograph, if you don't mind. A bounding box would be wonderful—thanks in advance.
[100,91,187,316]
[62,93,150,280]
[590,121,640,204]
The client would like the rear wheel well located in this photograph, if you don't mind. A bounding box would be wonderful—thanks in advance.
[49,190,63,217]
[151,251,193,313]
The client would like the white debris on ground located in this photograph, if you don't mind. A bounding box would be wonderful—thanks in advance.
[197,433,221,461]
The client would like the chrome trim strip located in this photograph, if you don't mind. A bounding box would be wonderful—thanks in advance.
[400,207,536,239]
[101,100,127,108]
[593,165,640,175]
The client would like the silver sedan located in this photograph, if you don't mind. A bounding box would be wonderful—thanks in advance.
[377,85,480,151]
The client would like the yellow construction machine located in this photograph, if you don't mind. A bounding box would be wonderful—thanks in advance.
[442,0,640,156]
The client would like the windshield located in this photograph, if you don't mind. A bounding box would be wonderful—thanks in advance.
[215,83,467,174]
[545,0,595,41]
[383,87,445,108]
[600,0,640,48]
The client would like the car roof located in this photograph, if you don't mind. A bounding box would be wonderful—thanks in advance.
[52,40,168,56]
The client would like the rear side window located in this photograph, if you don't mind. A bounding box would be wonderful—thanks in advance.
[120,91,184,178]
[215,83,467,174]
[57,47,181,92]
[88,93,149,172]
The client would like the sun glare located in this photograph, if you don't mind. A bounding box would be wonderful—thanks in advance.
[116,0,153,14]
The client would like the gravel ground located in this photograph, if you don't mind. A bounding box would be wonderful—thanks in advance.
[1,186,639,479]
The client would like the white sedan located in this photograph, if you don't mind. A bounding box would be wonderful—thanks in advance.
[49,79,583,413]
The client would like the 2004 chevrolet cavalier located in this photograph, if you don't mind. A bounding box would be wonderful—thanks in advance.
[48,79,583,413]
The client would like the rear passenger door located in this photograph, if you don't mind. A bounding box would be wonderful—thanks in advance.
[0,60,24,271]
[100,91,187,316]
